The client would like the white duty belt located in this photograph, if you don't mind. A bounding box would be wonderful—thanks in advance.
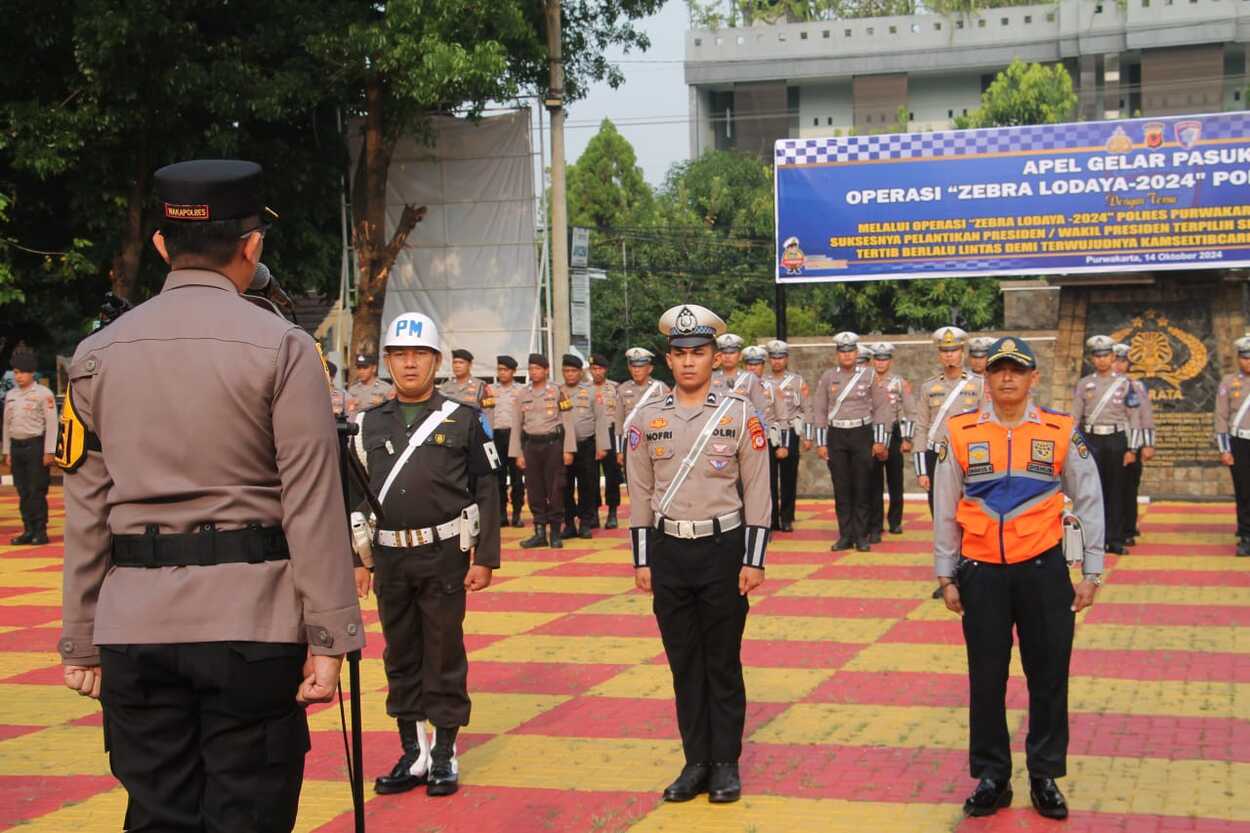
[657,511,742,540]
[1083,424,1125,436]
[376,518,461,549]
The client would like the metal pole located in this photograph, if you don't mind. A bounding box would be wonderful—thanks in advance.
[545,0,571,359]
[622,238,629,347]
[775,282,787,341]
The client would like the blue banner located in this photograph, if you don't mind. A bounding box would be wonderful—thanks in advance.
[774,112,1250,283]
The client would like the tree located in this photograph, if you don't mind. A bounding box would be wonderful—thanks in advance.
[955,59,1078,129]
[309,0,664,361]
[567,119,653,230]
[726,299,831,344]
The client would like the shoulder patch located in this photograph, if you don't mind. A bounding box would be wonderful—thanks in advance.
[937,441,948,463]
[1072,429,1090,459]
[54,384,97,473]
[747,416,766,450]
[558,397,572,411]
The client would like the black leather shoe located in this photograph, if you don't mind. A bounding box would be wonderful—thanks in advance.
[707,762,741,803]
[662,763,709,802]
[868,531,882,544]
[374,720,428,795]
[1238,538,1250,557]
[605,509,618,529]
[578,523,593,539]
[855,539,870,552]
[1029,777,1068,819]
[1106,544,1129,555]
[888,525,903,534]
[9,531,33,545]
[588,515,600,529]
[560,524,578,540]
[511,509,523,527]
[28,529,48,545]
[780,520,793,533]
[831,537,852,551]
[519,524,548,549]
[1125,537,1136,547]
[963,778,1012,816]
[549,531,563,549]
[426,727,459,797]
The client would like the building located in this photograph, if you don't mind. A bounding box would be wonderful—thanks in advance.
[685,0,1248,160]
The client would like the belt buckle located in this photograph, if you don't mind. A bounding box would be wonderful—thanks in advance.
[398,529,411,548]
[676,520,696,539]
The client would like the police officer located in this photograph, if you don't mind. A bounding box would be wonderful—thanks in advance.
[3,350,57,545]
[1072,334,1141,555]
[558,354,609,540]
[326,360,347,417]
[744,346,784,529]
[347,352,395,414]
[358,313,500,798]
[967,336,993,376]
[934,336,1104,820]
[509,354,576,549]
[589,354,623,529]
[711,334,772,422]
[914,326,984,516]
[440,348,494,409]
[811,332,889,551]
[1114,343,1154,546]
[492,355,525,527]
[867,342,915,540]
[615,347,671,471]
[627,303,771,805]
[1215,336,1250,556]
[765,340,808,533]
[58,159,364,832]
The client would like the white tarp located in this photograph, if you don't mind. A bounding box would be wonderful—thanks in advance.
[377,110,540,374]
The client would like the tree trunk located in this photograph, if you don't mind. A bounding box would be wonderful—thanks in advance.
[350,72,425,365]
[110,156,149,301]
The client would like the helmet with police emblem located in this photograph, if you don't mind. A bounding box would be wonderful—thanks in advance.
[659,304,726,348]
[383,312,442,353]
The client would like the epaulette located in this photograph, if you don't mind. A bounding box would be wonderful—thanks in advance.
[443,395,479,412]
[1039,406,1069,417]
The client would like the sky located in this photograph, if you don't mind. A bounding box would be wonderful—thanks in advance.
[560,2,693,187]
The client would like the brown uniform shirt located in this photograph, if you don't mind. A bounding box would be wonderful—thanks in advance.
[490,380,520,431]
[878,372,917,439]
[347,376,395,415]
[561,382,611,451]
[626,389,771,566]
[1215,372,1250,452]
[508,381,577,456]
[810,365,889,445]
[593,379,621,430]
[59,269,364,665]
[3,382,57,455]
[913,370,983,450]
[711,368,771,427]
[1072,372,1144,449]
[768,370,809,440]
[440,376,493,410]
[616,378,671,453]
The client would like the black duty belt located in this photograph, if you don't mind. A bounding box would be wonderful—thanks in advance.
[523,428,564,444]
[112,524,290,568]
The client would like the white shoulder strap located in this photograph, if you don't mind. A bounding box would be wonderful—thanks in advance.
[828,368,866,421]
[353,412,368,469]
[1233,386,1250,431]
[927,379,968,445]
[621,381,662,434]
[1087,377,1128,424]
[657,396,736,517]
[378,399,461,506]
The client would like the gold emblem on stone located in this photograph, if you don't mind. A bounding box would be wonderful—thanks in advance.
[1111,309,1206,398]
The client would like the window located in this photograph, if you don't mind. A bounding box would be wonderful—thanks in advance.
[889,25,897,34]
[962,108,968,116]
[736,35,745,44]
[778,32,787,42]
[1141,0,1150,6]
[978,18,986,27]
[1237,90,1243,102]
[1046,11,1056,20]
[822,29,830,38]
[867,26,875,35]
[800,31,808,40]
[1001,17,1009,25]
[844,28,852,37]
[827,116,833,125]
[813,117,819,126]
[1095,3,1103,12]
[934,21,942,30]
[948,109,954,118]
[1024,14,1032,23]
[694,38,702,46]
[911,22,920,32]
[909,112,915,121]
[956,19,964,28]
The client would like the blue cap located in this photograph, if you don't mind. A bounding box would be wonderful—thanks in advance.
[985,336,1037,370]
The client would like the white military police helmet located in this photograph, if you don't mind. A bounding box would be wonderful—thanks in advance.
[765,339,789,357]
[625,347,655,366]
[872,342,895,359]
[1086,334,1115,355]
[1112,342,1130,359]
[383,312,442,353]
[833,331,859,352]
[932,326,967,351]
[716,333,746,353]
[1236,335,1250,356]
[742,345,768,364]
[967,336,995,358]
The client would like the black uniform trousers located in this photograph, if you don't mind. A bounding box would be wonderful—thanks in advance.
[595,426,623,510]
[1229,437,1250,539]
[959,546,1075,781]
[771,430,800,525]
[1122,456,1142,539]
[651,527,749,765]
[868,424,905,535]
[925,449,938,517]
[9,437,49,533]
[522,435,567,526]
[492,428,525,515]
[564,436,598,527]
[99,641,309,833]
[373,539,471,727]
[1087,431,1127,548]
[826,424,874,543]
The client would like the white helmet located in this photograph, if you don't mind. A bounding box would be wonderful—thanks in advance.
[383,312,442,352]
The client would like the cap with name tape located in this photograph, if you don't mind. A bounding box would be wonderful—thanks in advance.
[154,159,278,224]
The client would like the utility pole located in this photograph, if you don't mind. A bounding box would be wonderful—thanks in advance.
[545,0,571,358]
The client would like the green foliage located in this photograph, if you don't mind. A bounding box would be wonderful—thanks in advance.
[567,119,654,230]
[726,299,832,343]
[954,59,1077,129]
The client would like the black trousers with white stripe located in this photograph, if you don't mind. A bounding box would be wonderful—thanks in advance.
[650,527,749,765]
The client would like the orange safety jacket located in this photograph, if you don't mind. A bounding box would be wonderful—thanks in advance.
[944,407,1075,564]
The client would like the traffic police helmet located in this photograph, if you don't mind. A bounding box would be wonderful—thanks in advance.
[933,326,967,351]
[1086,334,1114,355]
[833,331,859,352]
[742,345,767,365]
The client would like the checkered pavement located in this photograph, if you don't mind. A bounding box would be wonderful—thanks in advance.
[0,488,1246,831]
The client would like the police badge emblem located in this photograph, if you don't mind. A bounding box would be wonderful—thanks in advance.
[675,307,697,334]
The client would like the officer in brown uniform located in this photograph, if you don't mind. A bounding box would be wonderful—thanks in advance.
[3,350,57,545]
[711,334,772,423]
[744,346,785,530]
[1072,334,1142,555]
[810,332,889,551]
[559,354,610,540]
[491,355,525,527]
[627,303,770,805]
[615,347,671,468]
[509,354,576,549]
[766,340,808,533]
[914,326,984,516]
[356,312,500,798]
[867,342,915,540]
[347,353,395,415]
[1214,336,1250,556]
[57,159,364,832]
[589,353,623,529]
[440,348,494,409]
[1114,342,1154,546]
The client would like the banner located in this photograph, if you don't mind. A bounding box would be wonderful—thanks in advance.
[774,111,1250,283]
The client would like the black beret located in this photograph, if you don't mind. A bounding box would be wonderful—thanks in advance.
[496,355,518,370]
[10,350,36,372]
[527,353,549,369]
[562,354,583,369]
[589,353,609,367]
[154,159,277,224]
[451,349,474,362]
